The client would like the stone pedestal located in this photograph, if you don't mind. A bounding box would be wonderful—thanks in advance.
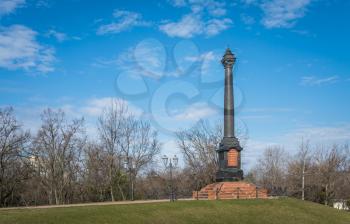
[192,181,268,200]
[216,137,243,182]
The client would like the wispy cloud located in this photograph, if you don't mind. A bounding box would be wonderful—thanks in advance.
[46,29,68,42]
[36,0,51,8]
[174,102,217,121]
[168,0,227,16]
[0,0,25,17]
[245,107,295,113]
[283,125,350,144]
[159,13,232,38]
[168,0,187,7]
[10,97,143,137]
[81,97,142,117]
[261,0,312,28]
[115,39,166,78]
[97,10,150,35]
[241,0,258,5]
[161,0,232,38]
[206,18,232,36]
[0,25,55,73]
[91,57,117,68]
[300,75,339,86]
[159,14,203,38]
[184,51,214,63]
[243,124,350,169]
[241,14,256,25]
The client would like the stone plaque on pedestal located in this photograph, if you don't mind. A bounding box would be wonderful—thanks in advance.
[227,149,238,167]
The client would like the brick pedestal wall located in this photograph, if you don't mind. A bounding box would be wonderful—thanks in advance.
[192,181,268,200]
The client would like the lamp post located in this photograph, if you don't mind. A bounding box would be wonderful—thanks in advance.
[162,155,178,202]
[124,156,135,201]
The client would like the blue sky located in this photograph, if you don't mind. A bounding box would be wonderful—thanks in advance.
[1,0,350,169]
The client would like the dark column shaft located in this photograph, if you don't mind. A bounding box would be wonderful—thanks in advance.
[224,64,234,137]
[222,48,236,138]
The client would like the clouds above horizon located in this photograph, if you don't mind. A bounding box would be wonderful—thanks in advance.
[97,10,151,35]
[0,25,55,73]
[261,0,312,28]
[168,0,227,16]
[300,75,339,86]
[160,14,232,38]
[243,0,313,28]
[174,102,217,121]
[160,0,232,38]
[0,0,25,17]
[45,29,68,42]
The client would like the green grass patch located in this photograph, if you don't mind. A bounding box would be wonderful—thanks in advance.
[0,198,349,224]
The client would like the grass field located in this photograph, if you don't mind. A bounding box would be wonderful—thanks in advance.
[0,198,349,224]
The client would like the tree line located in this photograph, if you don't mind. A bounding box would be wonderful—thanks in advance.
[0,101,163,207]
[1,102,349,207]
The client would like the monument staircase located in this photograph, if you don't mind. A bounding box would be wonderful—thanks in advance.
[192,181,268,200]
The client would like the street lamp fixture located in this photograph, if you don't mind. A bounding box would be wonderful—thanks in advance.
[124,156,135,201]
[162,155,178,202]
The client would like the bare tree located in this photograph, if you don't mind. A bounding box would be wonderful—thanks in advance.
[299,140,311,200]
[119,116,160,200]
[254,146,288,195]
[98,99,160,201]
[287,139,312,200]
[176,120,221,189]
[32,108,85,205]
[333,144,350,202]
[313,144,347,205]
[82,142,110,202]
[97,100,128,201]
[0,107,30,207]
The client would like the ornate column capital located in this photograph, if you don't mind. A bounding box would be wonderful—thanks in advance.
[221,48,236,68]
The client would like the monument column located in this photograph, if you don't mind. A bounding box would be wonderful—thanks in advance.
[192,48,268,200]
[216,48,243,182]
[223,49,235,138]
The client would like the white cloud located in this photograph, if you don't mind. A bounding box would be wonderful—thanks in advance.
[245,107,294,113]
[241,0,258,5]
[46,29,67,42]
[241,14,256,25]
[184,51,214,63]
[242,139,279,169]
[0,0,25,16]
[0,25,55,73]
[206,18,232,36]
[81,97,122,117]
[10,97,143,138]
[162,0,231,38]
[159,13,232,38]
[115,39,166,78]
[243,124,350,169]
[97,10,150,35]
[174,102,217,121]
[91,57,117,68]
[159,14,203,38]
[81,97,142,117]
[169,0,187,7]
[283,125,350,144]
[261,0,312,28]
[300,75,339,86]
[36,0,50,8]
[168,0,227,16]
[162,139,181,156]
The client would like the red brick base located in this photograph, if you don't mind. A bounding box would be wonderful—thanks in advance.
[192,181,268,200]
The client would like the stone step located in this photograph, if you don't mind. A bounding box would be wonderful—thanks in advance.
[193,181,268,200]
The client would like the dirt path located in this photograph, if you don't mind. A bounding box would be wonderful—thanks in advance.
[0,198,194,211]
